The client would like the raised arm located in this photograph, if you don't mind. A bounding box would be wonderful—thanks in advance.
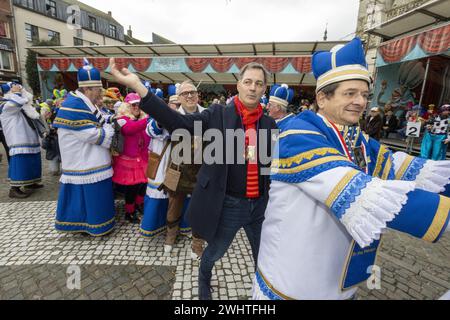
[110,57,212,134]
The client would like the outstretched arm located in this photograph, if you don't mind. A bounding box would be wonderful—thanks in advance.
[110,57,212,134]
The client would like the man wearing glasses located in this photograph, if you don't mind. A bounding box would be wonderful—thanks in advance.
[159,80,206,260]
[111,60,277,300]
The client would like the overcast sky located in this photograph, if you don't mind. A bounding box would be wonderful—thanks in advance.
[82,0,361,44]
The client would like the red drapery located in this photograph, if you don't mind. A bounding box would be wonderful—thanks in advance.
[379,36,418,64]
[379,24,450,64]
[130,58,152,72]
[54,59,71,71]
[185,58,210,72]
[37,58,53,71]
[261,57,290,73]
[71,58,85,69]
[234,57,262,70]
[40,56,316,75]
[113,58,131,70]
[418,24,450,54]
[291,57,312,73]
[210,58,236,73]
[91,58,110,71]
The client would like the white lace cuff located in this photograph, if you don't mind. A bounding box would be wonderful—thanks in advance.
[415,160,450,193]
[341,178,416,248]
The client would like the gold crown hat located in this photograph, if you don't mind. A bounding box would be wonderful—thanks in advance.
[312,38,371,93]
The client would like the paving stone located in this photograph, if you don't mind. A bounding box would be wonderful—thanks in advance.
[0,154,449,301]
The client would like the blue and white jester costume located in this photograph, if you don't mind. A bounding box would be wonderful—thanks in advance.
[0,82,42,188]
[253,38,450,300]
[53,59,116,236]
[140,83,191,238]
[269,84,295,132]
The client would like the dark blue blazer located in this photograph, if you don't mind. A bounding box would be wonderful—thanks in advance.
[140,92,277,242]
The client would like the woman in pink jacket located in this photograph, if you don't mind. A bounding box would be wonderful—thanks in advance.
[113,93,150,223]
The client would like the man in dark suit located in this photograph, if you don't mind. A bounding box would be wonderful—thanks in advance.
[382,110,398,139]
[366,107,383,141]
[110,58,278,300]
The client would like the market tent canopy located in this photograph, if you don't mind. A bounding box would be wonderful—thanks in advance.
[365,0,450,40]
[29,41,346,85]
[28,41,346,57]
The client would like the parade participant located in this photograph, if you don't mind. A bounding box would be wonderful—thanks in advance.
[0,91,9,164]
[365,107,383,141]
[112,93,150,223]
[403,104,422,153]
[422,104,437,121]
[267,84,294,131]
[39,99,55,124]
[152,81,206,258]
[260,95,268,114]
[102,88,121,115]
[110,59,277,300]
[140,84,190,240]
[421,104,450,161]
[253,38,450,300]
[0,82,43,199]
[40,98,61,176]
[381,109,398,139]
[53,59,116,236]
[166,84,180,110]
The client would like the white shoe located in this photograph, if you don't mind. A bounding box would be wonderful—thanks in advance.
[191,250,200,261]
[164,245,173,253]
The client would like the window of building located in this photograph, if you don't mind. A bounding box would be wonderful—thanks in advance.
[74,37,83,46]
[109,25,117,38]
[22,0,36,10]
[0,22,9,38]
[88,16,97,31]
[0,50,12,71]
[25,24,39,42]
[45,0,57,18]
[90,42,99,46]
[48,30,60,45]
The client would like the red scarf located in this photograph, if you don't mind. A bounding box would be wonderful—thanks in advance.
[234,96,263,199]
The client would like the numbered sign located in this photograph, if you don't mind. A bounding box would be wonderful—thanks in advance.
[406,122,421,137]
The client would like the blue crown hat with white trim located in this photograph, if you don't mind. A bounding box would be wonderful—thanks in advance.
[168,84,181,97]
[1,81,22,94]
[142,80,156,94]
[312,37,371,93]
[269,84,293,108]
[260,95,268,107]
[155,88,164,99]
[78,58,102,88]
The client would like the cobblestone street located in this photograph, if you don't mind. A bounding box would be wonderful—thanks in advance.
[0,148,449,300]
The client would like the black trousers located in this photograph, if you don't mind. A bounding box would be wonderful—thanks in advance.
[122,183,146,205]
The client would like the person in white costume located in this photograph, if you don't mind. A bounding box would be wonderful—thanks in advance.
[53,59,116,237]
[253,38,450,300]
[0,82,44,199]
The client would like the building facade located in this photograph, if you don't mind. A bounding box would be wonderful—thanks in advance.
[356,0,430,73]
[12,0,126,88]
[0,0,20,84]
